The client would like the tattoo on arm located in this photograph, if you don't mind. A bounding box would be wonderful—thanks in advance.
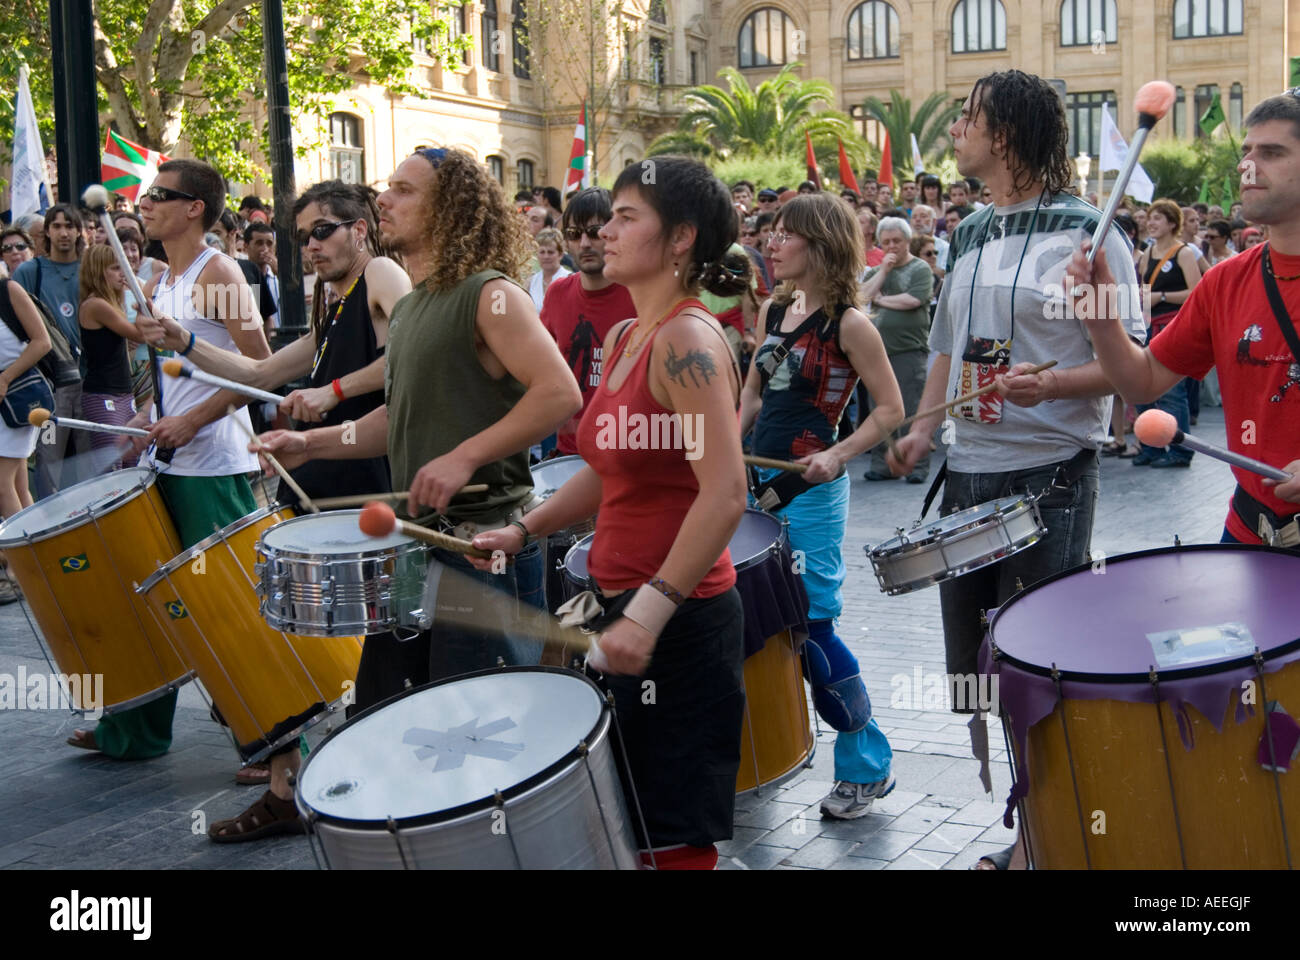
[664,343,717,388]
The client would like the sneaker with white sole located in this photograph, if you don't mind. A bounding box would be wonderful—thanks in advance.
[819,775,897,819]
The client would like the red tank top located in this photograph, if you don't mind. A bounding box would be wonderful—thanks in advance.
[576,300,736,597]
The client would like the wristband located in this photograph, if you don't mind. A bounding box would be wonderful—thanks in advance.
[620,583,678,639]
[648,577,686,605]
[505,518,535,546]
[179,330,196,356]
[331,378,346,401]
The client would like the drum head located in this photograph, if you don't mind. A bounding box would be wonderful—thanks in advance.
[0,467,155,545]
[299,668,604,824]
[261,510,412,555]
[731,508,783,571]
[990,545,1300,678]
[564,535,592,583]
[531,455,586,497]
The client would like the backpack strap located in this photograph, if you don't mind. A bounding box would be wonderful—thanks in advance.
[0,281,28,343]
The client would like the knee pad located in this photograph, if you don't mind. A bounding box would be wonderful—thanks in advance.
[802,620,871,732]
[813,674,873,733]
[802,620,860,686]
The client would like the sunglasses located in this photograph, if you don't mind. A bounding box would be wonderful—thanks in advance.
[921,249,937,257]
[144,185,197,203]
[1,242,29,253]
[564,223,607,242]
[296,219,360,247]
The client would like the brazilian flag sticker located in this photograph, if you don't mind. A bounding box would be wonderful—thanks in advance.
[165,601,188,620]
[59,554,90,573]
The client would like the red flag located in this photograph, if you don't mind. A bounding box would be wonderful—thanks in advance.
[837,140,860,193]
[563,100,589,196]
[102,129,171,202]
[878,131,894,191]
[804,132,822,190]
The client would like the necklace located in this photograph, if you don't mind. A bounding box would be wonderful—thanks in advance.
[1264,245,1300,281]
[311,273,362,378]
[623,297,692,358]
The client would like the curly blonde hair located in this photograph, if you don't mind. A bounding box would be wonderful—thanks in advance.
[420,149,535,291]
[771,194,863,324]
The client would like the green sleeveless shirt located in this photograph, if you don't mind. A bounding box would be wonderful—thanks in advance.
[385,269,533,524]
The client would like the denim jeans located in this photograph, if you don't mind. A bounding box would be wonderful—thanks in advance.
[869,349,930,479]
[938,454,1100,711]
[1136,377,1193,463]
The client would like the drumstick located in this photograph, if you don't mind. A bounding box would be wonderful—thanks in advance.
[161,359,282,406]
[744,454,809,474]
[310,486,490,510]
[358,501,492,559]
[227,405,320,514]
[1134,410,1292,481]
[894,360,1060,433]
[27,407,149,438]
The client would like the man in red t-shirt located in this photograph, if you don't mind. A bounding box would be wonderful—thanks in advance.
[1068,94,1300,544]
[541,187,636,455]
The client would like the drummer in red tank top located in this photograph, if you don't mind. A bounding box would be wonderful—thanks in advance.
[474,156,752,869]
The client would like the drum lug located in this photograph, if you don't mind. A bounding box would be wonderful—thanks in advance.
[407,607,432,631]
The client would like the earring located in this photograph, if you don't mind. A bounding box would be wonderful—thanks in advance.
[673,260,679,278]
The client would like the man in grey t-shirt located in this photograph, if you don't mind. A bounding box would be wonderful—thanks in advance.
[888,71,1142,871]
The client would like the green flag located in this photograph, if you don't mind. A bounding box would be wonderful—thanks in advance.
[1222,173,1234,206]
[1291,57,1300,88]
[1198,179,1210,203]
[1199,91,1225,137]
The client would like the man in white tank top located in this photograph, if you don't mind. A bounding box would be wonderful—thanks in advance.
[66,161,279,811]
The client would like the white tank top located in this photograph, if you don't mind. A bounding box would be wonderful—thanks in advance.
[147,247,259,477]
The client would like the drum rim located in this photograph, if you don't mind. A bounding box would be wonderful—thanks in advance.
[988,542,1300,683]
[296,665,611,829]
[868,495,1037,556]
[136,502,296,593]
[530,454,586,487]
[256,508,421,560]
[0,467,158,546]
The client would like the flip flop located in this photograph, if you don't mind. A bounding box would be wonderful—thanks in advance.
[970,843,1016,870]
[66,729,99,751]
[234,760,271,786]
[208,790,306,844]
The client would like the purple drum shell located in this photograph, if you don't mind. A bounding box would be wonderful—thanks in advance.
[563,508,807,658]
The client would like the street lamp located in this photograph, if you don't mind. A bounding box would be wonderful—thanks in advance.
[1075,152,1092,197]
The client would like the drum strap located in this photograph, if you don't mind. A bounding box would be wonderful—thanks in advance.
[919,448,1093,520]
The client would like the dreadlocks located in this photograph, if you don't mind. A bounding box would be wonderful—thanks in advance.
[292,181,400,346]
[970,71,1075,198]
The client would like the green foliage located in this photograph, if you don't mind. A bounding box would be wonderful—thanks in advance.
[859,90,960,175]
[708,154,808,192]
[1140,134,1241,205]
[0,1,60,165]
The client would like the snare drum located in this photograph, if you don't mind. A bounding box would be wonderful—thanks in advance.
[866,495,1045,595]
[562,509,813,794]
[137,504,362,762]
[255,511,429,637]
[296,666,641,869]
[531,455,594,612]
[988,544,1300,869]
[0,468,191,713]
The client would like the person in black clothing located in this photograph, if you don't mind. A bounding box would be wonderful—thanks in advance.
[238,221,279,333]
[136,181,411,841]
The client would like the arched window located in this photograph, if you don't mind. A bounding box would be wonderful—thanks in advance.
[1064,90,1117,157]
[482,0,500,72]
[1173,0,1243,39]
[1060,0,1117,47]
[518,159,535,189]
[846,1,900,60]
[329,113,364,184]
[487,156,505,184]
[738,8,799,69]
[649,0,667,24]
[512,0,530,79]
[951,0,1006,54]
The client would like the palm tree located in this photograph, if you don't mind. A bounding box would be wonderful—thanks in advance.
[649,63,868,166]
[860,90,961,176]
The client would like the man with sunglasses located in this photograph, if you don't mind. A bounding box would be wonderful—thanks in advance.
[65,160,274,763]
[540,186,635,456]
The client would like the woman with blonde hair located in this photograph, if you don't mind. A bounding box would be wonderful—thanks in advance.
[78,244,148,464]
[528,226,571,311]
[741,192,906,820]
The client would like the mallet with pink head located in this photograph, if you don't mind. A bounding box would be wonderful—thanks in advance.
[1134,409,1292,482]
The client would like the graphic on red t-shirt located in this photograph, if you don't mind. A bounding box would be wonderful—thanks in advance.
[540,274,636,454]
[1149,245,1300,542]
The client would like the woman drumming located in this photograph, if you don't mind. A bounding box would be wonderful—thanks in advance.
[741,193,905,819]
[475,156,751,869]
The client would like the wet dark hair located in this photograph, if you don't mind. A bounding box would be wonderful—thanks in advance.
[157,158,227,230]
[562,186,613,231]
[611,155,750,297]
[969,71,1074,197]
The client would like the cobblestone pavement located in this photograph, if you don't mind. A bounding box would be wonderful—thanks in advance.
[0,407,1237,870]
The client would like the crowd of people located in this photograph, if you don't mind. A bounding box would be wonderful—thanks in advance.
[1,68,1298,871]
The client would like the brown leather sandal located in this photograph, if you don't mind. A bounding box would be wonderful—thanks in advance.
[208,790,305,844]
[66,729,99,751]
[234,760,271,785]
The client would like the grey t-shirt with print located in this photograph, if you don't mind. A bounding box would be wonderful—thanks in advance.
[929,192,1145,473]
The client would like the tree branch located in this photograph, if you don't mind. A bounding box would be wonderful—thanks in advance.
[92,13,146,143]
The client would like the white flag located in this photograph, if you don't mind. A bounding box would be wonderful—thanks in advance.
[11,65,50,220]
[910,133,924,177]
[1099,102,1154,203]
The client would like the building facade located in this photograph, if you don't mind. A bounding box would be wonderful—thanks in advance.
[274,0,1294,197]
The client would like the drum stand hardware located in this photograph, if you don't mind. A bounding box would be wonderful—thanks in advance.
[385,815,412,870]
[1251,649,1295,870]
[606,690,657,870]
[493,789,525,870]
[1052,664,1093,870]
[578,740,624,866]
[1147,666,1189,870]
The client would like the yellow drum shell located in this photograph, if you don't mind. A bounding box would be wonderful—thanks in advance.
[736,629,814,794]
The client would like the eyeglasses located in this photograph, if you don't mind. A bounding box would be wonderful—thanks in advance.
[770,231,798,246]
[143,185,197,203]
[1,242,29,253]
[297,219,360,246]
[564,223,607,242]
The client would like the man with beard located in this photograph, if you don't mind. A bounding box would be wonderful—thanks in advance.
[540,187,636,455]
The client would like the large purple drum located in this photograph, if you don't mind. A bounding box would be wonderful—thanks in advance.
[985,544,1300,869]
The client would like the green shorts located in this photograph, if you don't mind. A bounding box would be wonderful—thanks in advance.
[156,472,258,549]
